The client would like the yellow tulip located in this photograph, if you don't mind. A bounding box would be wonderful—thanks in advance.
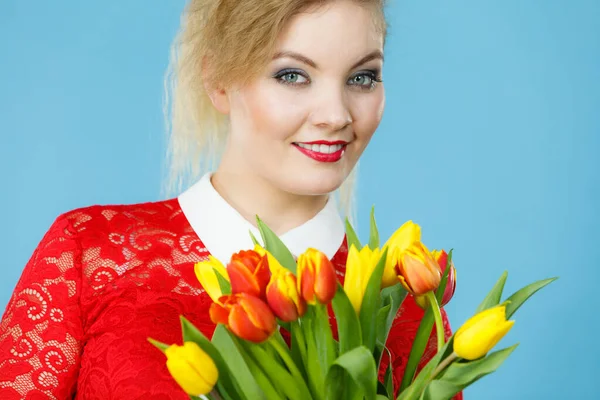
[382,220,421,288]
[165,341,219,396]
[195,256,230,302]
[454,305,515,360]
[343,244,382,314]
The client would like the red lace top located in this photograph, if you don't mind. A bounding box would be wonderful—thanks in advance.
[0,199,461,399]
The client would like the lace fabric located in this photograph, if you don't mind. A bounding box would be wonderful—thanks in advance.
[0,199,461,399]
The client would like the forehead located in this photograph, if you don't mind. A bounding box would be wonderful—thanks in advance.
[275,2,383,64]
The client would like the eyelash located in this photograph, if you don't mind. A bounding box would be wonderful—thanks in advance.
[273,68,383,90]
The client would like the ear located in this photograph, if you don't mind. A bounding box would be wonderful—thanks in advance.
[202,56,230,114]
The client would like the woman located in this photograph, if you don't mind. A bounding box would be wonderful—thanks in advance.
[0,0,460,398]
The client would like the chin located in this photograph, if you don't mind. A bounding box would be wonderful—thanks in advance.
[283,169,348,196]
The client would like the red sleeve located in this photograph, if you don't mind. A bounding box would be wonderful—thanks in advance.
[383,296,463,400]
[0,214,84,399]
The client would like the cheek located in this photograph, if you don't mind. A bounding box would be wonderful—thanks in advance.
[237,84,306,142]
[351,89,385,142]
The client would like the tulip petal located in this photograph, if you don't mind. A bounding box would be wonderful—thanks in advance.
[239,294,277,333]
[165,342,218,396]
[385,220,421,250]
[195,257,229,303]
[298,255,316,304]
[454,305,514,360]
[228,260,262,297]
[314,254,337,304]
[229,302,272,343]
[209,301,231,326]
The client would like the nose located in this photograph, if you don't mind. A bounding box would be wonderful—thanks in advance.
[308,86,353,132]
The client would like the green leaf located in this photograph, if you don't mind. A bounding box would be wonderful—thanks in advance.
[435,249,452,305]
[420,380,463,400]
[475,271,508,313]
[358,248,389,352]
[398,308,435,392]
[303,309,326,399]
[239,338,312,400]
[375,285,407,369]
[504,277,558,318]
[325,346,378,400]
[236,340,284,400]
[369,206,380,249]
[331,284,363,354]
[383,346,394,397]
[396,338,454,400]
[207,322,266,400]
[438,344,519,387]
[290,321,309,379]
[179,317,250,400]
[249,230,262,246]
[312,304,337,387]
[147,337,170,353]
[256,216,297,273]
[345,218,362,251]
[214,269,231,295]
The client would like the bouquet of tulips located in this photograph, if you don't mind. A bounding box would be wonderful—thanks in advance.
[149,210,556,400]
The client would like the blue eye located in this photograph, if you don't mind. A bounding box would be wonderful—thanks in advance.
[275,69,309,86]
[273,68,382,89]
[348,71,382,90]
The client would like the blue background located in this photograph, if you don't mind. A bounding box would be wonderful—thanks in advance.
[1,1,598,398]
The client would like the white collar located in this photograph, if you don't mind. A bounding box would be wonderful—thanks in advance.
[177,173,345,263]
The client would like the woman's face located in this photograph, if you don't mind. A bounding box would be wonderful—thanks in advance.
[222,1,385,196]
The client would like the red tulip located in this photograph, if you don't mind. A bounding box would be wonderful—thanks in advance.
[209,293,277,343]
[266,268,306,322]
[433,249,457,307]
[227,250,271,299]
[296,248,337,305]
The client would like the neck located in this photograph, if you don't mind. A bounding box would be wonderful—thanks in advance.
[211,167,329,236]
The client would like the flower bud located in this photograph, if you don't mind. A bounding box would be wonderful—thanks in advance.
[297,248,337,305]
[454,305,514,360]
[210,293,277,343]
[227,250,271,299]
[266,268,306,322]
[165,341,218,396]
[394,241,441,296]
[343,244,382,314]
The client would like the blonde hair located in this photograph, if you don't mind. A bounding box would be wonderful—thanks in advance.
[162,0,388,222]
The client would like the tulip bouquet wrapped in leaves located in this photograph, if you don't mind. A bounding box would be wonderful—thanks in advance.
[149,209,556,400]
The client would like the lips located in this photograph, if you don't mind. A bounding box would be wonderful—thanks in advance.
[292,141,347,163]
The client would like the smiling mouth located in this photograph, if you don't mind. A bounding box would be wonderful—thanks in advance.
[292,141,348,163]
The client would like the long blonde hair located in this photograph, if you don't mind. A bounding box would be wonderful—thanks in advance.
[161,0,388,222]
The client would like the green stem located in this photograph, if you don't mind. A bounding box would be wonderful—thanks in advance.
[269,337,313,399]
[269,337,305,383]
[425,291,445,351]
[430,352,459,380]
[418,352,459,397]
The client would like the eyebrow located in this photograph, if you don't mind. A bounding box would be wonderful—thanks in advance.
[272,49,384,70]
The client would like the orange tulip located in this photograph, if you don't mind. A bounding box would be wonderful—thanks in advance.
[296,248,337,305]
[227,250,271,299]
[266,268,306,322]
[395,241,441,296]
[415,249,457,309]
[209,293,277,343]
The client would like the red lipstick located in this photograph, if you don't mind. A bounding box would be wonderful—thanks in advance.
[292,141,348,163]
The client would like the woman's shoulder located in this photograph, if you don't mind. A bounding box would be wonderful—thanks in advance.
[49,197,192,242]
